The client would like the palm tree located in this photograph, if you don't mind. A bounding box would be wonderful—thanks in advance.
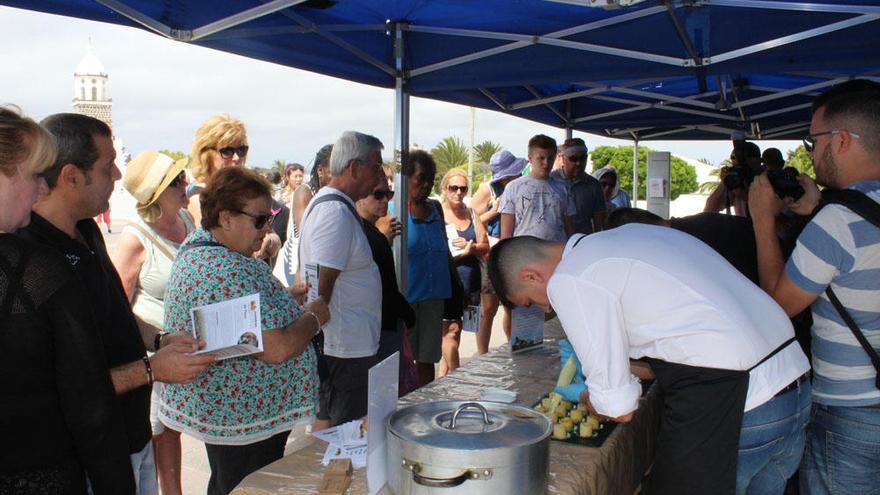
[271,159,286,175]
[473,140,502,165]
[698,159,731,194]
[431,137,469,170]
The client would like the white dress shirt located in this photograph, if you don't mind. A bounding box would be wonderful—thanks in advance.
[547,224,810,418]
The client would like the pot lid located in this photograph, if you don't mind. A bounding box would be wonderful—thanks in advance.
[387,400,551,450]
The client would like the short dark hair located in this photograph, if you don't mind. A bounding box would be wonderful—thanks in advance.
[308,144,333,191]
[40,113,111,188]
[267,170,282,184]
[606,208,665,229]
[286,163,304,174]
[762,148,785,170]
[742,142,761,159]
[813,79,880,155]
[199,167,272,229]
[528,134,557,153]
[402,149,436,181]
[487,235,554,309]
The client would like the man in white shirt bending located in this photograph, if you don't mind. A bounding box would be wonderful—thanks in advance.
[487,224,811,495]
[299,131,384,427]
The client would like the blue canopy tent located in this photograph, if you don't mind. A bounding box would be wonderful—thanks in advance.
[6,0,880,284]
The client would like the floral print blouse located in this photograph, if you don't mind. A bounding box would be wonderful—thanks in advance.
[159,228,317,445]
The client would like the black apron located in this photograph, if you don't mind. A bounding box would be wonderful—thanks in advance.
[644,337,796,495]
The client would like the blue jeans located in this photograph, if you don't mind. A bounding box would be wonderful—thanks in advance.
[737,378,811,495]
[800,403,880,495]
[130,442,158,495]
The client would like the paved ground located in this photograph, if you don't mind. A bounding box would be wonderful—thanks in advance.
[101,188,511,494]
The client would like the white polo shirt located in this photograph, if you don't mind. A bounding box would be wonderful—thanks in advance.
[299,187,381,358]
[548,224,810,418]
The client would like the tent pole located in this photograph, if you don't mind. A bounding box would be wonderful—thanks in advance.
[632,136,639,208]
[392,22,410,294]
[565,99,573,140]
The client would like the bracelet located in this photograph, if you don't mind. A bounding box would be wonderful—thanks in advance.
[304,310,322,335]
[153,331,169,352]
[142,356,154,387]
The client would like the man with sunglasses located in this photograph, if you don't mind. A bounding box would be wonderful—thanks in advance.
[19,114,215,495]
[298,131,385,427]
[550,138,607,234]
[750,80,880,495]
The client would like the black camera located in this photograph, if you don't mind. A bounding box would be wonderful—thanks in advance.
[723,165,754,191]
[767,169,805,201]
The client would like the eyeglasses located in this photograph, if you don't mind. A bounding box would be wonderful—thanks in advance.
[566,154,587,162]
[232,209,275,229]
[372,189,395,200]
[447,185,468,194]
[802,130,860,153]
[213,145,249,159]
[169,171,187,188]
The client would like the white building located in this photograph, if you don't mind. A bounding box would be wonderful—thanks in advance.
[72,42,113,128]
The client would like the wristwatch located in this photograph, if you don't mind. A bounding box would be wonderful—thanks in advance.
[154,331,170,352]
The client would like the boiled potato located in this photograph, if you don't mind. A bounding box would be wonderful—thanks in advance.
[560,418,574,432]
[569,410,584,423]
[578,424,594,438]
[554,404,568,417]
[541,398,552,409]
[586,416,600,430]
[553,423,568,440]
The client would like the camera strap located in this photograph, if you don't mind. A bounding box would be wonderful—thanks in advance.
[815,189,880,390]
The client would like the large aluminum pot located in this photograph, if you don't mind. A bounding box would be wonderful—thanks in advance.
[386,400,551,494]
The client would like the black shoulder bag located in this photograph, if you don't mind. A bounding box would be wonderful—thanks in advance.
[817,189,880,390]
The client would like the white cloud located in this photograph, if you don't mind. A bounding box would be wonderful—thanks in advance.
[1,6,800,169]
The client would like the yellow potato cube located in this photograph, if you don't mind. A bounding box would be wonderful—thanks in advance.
[553,424,568,440]
[586,416,600,430]
[576,403,588,412]
[569,410,584,423]
[560,418,574,432]
[561,400,573,411]
[579,424,594,438]
[541,398,552,409]
[554,405,568,417]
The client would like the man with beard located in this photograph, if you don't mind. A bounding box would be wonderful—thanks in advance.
[750,80,880,495]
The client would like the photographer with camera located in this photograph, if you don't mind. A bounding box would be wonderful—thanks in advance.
[750,79,880,495]
[705,141,763,217]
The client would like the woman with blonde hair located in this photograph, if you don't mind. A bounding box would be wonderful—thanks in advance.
[187,114,249,225]
[0,106,135,493]
[439,168,488,376]
[188,114,280,262]
[111,150,198,495]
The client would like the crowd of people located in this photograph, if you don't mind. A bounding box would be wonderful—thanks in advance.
[0,78,877,495]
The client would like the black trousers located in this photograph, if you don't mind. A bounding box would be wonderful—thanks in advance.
[317,354,377,425]
[204,431,289,495]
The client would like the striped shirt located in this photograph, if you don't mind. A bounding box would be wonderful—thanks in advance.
[787,180,880,406]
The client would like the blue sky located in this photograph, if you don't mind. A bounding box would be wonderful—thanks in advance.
[0,6,801,169]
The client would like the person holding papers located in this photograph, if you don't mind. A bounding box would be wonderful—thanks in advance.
[161,167,330,495]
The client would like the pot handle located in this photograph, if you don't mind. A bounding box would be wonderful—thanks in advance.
[412,467,471,488]
[449,402,492,429]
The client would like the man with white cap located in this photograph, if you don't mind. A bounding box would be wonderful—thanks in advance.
[19,114,214,495]
[470,150,526,351]
[550,137,606,233]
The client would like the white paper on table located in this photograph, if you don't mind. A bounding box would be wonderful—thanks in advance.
[322,443,367,469]
[311,419,367,447]
[367,352,400,495]
[510,305,544,354]
[304,263,320,303]
[190,293,262,361]
[648,178,666,198]
[445,224,464,256]
[462,305,480,333]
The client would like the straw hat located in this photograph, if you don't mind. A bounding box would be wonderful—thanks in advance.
[123,150,189,206]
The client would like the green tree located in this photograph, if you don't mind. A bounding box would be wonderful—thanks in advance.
[158,149,187,161]
[786,145,815,178]
[590,145,698,201]
[473,140,502,165]
[698,159,731,195]
[430,137,469,193]
[271,159,287,175]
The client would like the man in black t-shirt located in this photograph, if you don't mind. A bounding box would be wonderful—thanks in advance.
[19,113,214,494]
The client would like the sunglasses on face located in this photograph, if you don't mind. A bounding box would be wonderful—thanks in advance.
[213,145,249,159]
[802,130,861,153]
[169,171,187,188]
[447,185,468,194]
[566,154,587,162]
[372,189,395,200]
[233,209,275,229]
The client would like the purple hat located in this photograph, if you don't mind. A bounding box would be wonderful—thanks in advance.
[490,150,525,182]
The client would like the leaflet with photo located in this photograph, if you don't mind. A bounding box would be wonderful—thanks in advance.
[305,263,320,304]
[190,293,263,361]
[510,305,544,354]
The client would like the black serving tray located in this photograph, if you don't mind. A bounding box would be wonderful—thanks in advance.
[531,394,618,448]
